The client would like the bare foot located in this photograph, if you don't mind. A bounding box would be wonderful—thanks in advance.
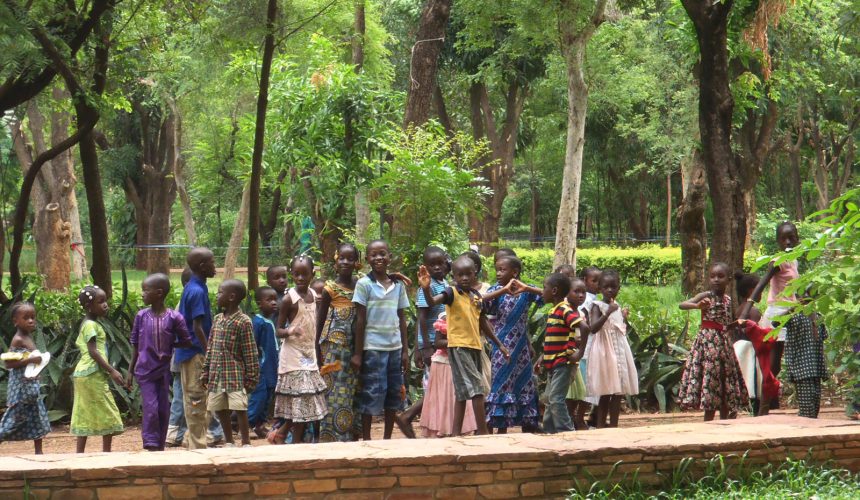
[395,414,416,439]
[254,424,269,439]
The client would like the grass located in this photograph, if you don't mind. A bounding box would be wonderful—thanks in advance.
[569,454,860,499]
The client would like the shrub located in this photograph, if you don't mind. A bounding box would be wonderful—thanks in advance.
[515,246,683,286]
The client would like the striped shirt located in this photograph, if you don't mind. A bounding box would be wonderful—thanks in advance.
[353,275,410,351]
[542,301,582,370]
[416,278,447,348]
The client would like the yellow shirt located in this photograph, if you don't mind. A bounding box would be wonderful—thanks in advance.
[444,287,483,350]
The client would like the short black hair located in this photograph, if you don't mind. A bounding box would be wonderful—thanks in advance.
[599,269,620,286]
[499,255,523,273]
[734,271,759,300]
[424,245,446,261]
[255,286,276,302]
[776,221,798,238]
[220,279,247,302]
[570,277,586,290]
[266,265,287,279]
[709,261,729,275]
[78,285,105,307]
[290,254,314,271]
[580,266,601,279]
[462,251,482,274]
[452,254,477,273]
[180,267,193,286]
[10,301,35,320]
[143,273,171,296]
[555,264,575,276]
[337,242,361,261]
[545,272,572,298]
[495,248,517,259]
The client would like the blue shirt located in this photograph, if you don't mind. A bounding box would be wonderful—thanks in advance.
[416,278,447,349]
[352,275,410,351]
[174,275,212,364]
[253,314,279,387]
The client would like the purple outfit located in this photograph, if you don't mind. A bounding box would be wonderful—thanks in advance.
[131,308,192,449]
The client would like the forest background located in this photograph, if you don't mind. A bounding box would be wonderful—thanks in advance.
[0,0,858,421]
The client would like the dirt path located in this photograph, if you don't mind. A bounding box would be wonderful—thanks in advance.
[0,407,847,456]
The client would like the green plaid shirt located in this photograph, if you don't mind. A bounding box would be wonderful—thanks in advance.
[202,311,260,392]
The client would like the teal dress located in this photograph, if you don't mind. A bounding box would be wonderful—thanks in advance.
[0,348,51,441]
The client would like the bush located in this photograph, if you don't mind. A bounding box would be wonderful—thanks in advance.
[515,246,683,286]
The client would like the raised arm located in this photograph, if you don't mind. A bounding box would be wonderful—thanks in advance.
[589,300,619,334]
[417,266,447,306]
[738,263,777,320]
[679,292,713,311]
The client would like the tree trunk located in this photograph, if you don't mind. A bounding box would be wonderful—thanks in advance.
[553,0,607,270]
[403,0,452,128]
[0,210,5,302]
[678,149,708,296]
[169,100,197,247]
[530,182,540,248]
[682,0,745,273]
[665,173,672,247]
[262,169,288,248]
[352,1,371,247]
[224,183,251,280]
[283,167,298,257]
[246,0,278,291]
[786,124,805,219]
[738,100,778,248]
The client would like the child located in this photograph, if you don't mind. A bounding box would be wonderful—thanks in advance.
[784,291,827,418]
[176,247,218,449]
[316,243,361,442]
[418,254,509,436]
[587,270,639,428]
[272,255,328,444]
[128,274,193,451]
[248,286,280,438]
[539,273,589,433]
[396,246,450,439]
[484,255,541,433]
[202,279,260,447]
[266,265,289,320]
[0,302,51,454]
[678,262,749,421]
[734,272,779,416]
[352,240,409,440]
[71,285,125,452]
[418,313,478,437]
[564,278,591,430]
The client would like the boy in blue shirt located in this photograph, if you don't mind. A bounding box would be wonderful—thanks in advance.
[249,287,280,437]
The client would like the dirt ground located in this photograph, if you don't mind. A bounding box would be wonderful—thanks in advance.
[0,407,848,456]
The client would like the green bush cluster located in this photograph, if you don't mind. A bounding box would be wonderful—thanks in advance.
[515,246,683,286]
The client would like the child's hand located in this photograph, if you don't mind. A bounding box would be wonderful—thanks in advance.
[415,348,425,369]
[27,355,42,365]
[607,301,620,315]
[500,346,511,360]
[401,350,410,374]
[509,279,524,295]
[417,266,431,288]
[350,352,363,373]
[697,297,712,310]
[125,371,134,388]
[390,272,413,286]
[621,307,629,320]
[110,369,126,388]
[286,324,301,338]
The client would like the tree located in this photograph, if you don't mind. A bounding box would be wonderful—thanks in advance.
[552,0,607,269]
[402,0,452,128]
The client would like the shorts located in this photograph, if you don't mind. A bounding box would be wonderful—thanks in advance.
[207,390,248,411]
[357,349,404,416]
[449,347,486,401]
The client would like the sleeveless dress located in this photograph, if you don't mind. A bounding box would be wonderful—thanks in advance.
[318,280,360,442]
[419,332,478,437]
[274,288,328,423]
[586,301,639,397]
[0,347,51,441]
[70,320,124,436]
[679,295,750,411]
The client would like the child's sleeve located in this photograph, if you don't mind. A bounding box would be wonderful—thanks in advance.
[130,312,141,346]
[416,287,429,309]
[185,288,207,322]
[352,280,368,306]
[81,320,98,343]
[397,283,410,310]
[441,287,455,306]
[565,308,582,352]
[240,319,260,391]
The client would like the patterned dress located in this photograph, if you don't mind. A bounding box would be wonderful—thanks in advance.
[484,285,540,430]
[0,348,51,441]
[318,281,360,442]
[679,295,749,412]
[70,320,124,436]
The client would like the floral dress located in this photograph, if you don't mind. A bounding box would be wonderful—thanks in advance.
[0,348,51,441]
[679,295,749,412]
[318,280,360,442]
[484,285,540,430]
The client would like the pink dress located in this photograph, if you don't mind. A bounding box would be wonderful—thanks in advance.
[419,334,478,437]
[585,301,639,397]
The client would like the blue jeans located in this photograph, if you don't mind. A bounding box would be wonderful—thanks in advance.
[543,364,574,433]
[248,379,275,427]
[166,372,224,444]
[357,349,404,416]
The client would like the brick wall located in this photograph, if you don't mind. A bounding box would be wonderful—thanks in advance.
[2,416,859,499]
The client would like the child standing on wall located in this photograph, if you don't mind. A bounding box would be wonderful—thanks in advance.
[418,254,509,436]
[71,286,126,452]
[587,270,639,428]
[202,279,260,447]
[271,255,328,444]
[352,240,410,440]
[0,302,52,454]
[127,274,193,451]
[678,263,749,421]
[784,290,827,419]
[248,286,280,438]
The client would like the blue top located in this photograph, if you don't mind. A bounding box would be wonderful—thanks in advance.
[253,314,280,387]
[352,275,410,351]
[416,278,447,349]
[174,275,212,364]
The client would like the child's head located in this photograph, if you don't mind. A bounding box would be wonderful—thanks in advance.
[290,255,315,290]
[11,301,36,334]
[493,248,517,265]
[142,273,171,307]
[555,264,575,280]
[423,246,450,281]
[335,243,361,278]
[450,255,478,290]
[708,262,730,294]
[180,267,193,287]
[79,285,108,317]
[776,221,799,251]
[598,270,621,302]
[255,286,278,316]
[187,247,216,280]
[266,265,288,294]
[568,278,587,308]
[217,279,247,311]
[463,251,483,284]
[734,271,760,301]
[365,240,391,275]
[542,272,572,304]
[495,256,522,286]
[310,278,326,297]
[581,266,601,295]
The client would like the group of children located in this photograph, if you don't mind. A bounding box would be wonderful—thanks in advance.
[0,221,831,454]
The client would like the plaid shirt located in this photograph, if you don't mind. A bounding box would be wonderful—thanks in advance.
[202,311,260,393]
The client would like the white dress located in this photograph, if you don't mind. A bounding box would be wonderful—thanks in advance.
[586,301,639,397]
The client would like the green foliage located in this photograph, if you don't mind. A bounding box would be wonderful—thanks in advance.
[751,208,824,258]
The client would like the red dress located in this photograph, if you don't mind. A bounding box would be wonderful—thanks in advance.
[740,320,780,401]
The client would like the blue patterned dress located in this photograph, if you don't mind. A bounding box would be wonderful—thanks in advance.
[485,286,541,429]
[0,348,51,441]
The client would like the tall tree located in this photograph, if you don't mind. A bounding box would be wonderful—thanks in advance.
[403,0,452,128]
[352,0,371,246]
[552,0,607,269]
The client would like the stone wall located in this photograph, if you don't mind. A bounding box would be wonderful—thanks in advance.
[2,416,859,499]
